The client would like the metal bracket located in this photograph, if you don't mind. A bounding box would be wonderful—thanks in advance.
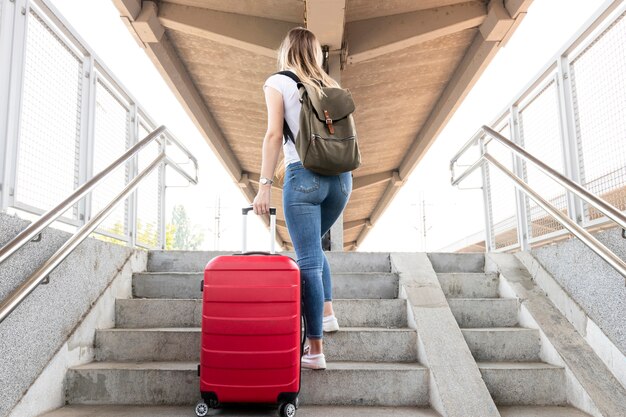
[31,233,41,242]
[40,276,50,285]
[622,228,625,239]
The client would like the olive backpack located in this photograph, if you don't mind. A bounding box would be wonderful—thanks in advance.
[275,70,361,175]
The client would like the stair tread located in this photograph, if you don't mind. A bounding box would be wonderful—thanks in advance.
[448,297,517,301]
[498,405,593,417]
[98,326,414,333]
[72,361,427,371]
[477,361,563,370]
[461,327,537,332]
[40,405,441,416]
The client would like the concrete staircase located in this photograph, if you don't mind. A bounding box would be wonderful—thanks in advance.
[429,253,592,417]
[42,252,439,416]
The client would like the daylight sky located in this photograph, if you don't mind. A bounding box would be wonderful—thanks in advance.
[48,0,605,252]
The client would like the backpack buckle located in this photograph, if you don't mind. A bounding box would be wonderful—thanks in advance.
[323,110,335,134]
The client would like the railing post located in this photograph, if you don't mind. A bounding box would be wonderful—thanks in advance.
[77,56,95,225]
[556,56,585,226]
[510,106,530,251]
[0,0,29,212]
[479,137,495,252]
[127,103,139,247]
[83,60,97,224]
[158,134,167,250]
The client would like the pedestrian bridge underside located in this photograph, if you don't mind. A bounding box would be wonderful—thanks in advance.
[112,0,532,250]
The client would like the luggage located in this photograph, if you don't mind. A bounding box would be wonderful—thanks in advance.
[195,207,302,417]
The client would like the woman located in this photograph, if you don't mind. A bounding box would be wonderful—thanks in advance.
[252,27,352,370]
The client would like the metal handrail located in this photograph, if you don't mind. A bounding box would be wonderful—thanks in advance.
[450,125,626,282]
[0,127,198,323]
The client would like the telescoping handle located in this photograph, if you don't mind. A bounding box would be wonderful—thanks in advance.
[241,206,277,254]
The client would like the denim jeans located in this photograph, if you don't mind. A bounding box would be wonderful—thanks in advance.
[282,161,352,339]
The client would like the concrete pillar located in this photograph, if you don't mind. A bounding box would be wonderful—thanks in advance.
[328,52,344,252]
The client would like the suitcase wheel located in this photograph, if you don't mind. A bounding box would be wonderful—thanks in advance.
[195,401,209,417]
[278,401,296,417]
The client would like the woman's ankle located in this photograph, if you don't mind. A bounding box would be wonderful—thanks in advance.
[307,338,323,355]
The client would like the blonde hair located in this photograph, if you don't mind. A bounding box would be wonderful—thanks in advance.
[273,27,340,184]
[276,27,340,98]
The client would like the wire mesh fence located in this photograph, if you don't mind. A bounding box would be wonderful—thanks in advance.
[487,122,519,250]
[14,7,82,222]
[135,118,162,247]
[452,2,626,254]
[517,77,568,245]
[0,0,190,251]
[91,76,131,240]
[570,10,626,225]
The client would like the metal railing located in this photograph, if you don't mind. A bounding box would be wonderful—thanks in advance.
[0,126,198,323]
[446,0,626,274]
[0,0,194,249]
[451,126,626,283]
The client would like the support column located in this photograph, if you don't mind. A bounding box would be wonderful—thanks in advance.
[328,52,344,251]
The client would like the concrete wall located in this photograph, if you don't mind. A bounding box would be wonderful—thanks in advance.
[530,226,626,356]
[0,212,146,417]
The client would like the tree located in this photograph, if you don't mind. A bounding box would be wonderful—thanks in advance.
[170,204,204,250]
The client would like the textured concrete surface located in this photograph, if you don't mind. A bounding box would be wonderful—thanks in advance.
[133,272,399,300]
[39,404,441,416]
[95,327,417,362]
[66,361,429,407]
[147,251,391,273]
[426,253,484,273]
[517,251,626,389]
[478,362,566,406]
[498,406,592,416]
[0,213,143,417]
[488,253,626,417]
[300,362,429,406]
[530,227,626,354]
[447,298,519,328]
[115,298,408,329]
[461,328,541,362]
[437,273,499,298]
[390,253,500,417]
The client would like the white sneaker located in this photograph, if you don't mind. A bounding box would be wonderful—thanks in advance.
[301,352,326,370]
[323,314,340,333]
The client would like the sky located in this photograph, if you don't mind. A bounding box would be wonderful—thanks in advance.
[45,0,605,252]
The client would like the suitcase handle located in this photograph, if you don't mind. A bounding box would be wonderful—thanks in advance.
[241,206,277,254]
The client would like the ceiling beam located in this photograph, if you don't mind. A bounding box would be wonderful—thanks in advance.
[113,1,289,250]
[352,170,396,191]
[346,2,487,65]
[158,2,297,59]
[305,0,346,50]
[111,0,141,20]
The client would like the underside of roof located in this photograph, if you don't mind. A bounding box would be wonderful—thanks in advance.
[112,0,532,250]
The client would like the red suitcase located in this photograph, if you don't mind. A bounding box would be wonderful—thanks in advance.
[195,207,302,417]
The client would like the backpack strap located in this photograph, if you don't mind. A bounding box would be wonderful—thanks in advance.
[273,70,302,144]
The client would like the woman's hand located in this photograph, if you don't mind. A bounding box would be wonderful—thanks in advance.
[252,185,271,215]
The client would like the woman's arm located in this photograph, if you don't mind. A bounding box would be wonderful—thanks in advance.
[252,86,284,215]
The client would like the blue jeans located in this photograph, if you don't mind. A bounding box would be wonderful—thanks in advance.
[283,161,352,339]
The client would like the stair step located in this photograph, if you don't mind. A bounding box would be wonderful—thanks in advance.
[116,298,408,329]
[95,328,417,362]
[477,362,566,406]
[66,361,429,407]
[438,273,499,298]
[461,328,541,362]
[498,406,593,417]
[427,253,485,273]
[147,251,391,273]
[448,298,518,328]
[40,405,442,416]
[132,272,399,300]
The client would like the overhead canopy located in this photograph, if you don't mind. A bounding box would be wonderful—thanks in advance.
[113,0,532,250]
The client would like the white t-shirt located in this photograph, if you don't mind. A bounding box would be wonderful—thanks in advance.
[263,73,301,167]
